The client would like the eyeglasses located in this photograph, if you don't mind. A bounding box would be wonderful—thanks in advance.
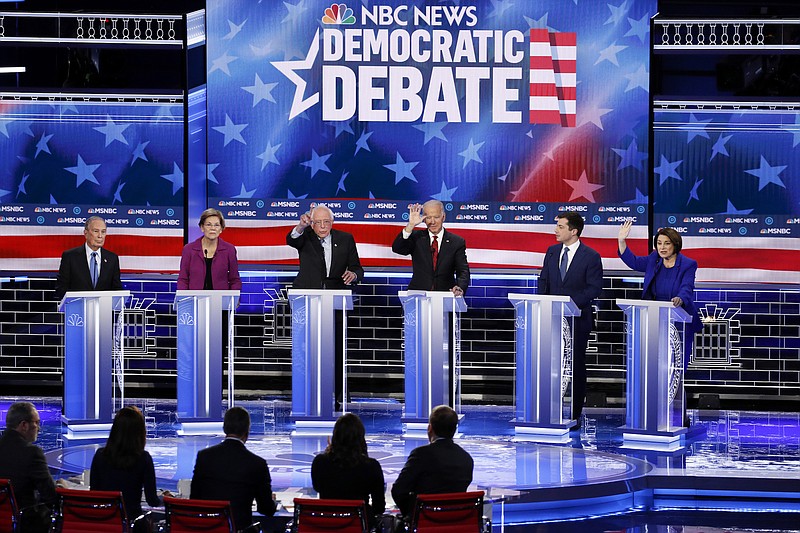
[203,223,222,229]
[27,418,41,427]
[311,219,332,227]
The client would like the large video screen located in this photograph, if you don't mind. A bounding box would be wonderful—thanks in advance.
[653,106,800,283]
[206,0,656,270]
[0,96,185,272]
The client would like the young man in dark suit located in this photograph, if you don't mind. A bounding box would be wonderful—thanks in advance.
[54,216,123,300]
[391,405,474,517]
[287,205,364,409]
[391,200,469,296]
[538,211,604,429]
[190,407,276,531]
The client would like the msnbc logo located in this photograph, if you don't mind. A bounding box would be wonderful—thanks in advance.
[322,3,356,25]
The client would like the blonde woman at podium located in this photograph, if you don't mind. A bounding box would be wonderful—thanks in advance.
[177,209,241,290]
[617,220,704,348]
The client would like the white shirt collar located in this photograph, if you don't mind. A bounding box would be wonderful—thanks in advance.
[428,228,445,242]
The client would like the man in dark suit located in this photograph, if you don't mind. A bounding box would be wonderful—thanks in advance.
[538,211,604,429]
[391,200,469,296]
[286,205,363,290]
[0,402,58,533]
[190,407,276,531]
[287,205,364,409]
[391,405,473,517]
[54,216,123,300]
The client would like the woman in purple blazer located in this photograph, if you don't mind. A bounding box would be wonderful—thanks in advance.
[618,221,704,358]
[177,209,241,290]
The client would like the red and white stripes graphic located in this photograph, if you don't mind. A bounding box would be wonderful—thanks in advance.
[529,29,576,127]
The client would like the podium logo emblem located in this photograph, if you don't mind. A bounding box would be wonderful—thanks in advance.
[292,307,307,326]
[67,314,84,327]
[178,312,195,326]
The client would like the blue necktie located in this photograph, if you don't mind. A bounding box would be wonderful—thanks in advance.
[90,252,98,288]
[559,247,569,280]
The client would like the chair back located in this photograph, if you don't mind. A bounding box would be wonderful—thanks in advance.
[410,491,485,533]
[163,496,234,533]
[292,498,368,533]
[0,479,20,533]
[52,487,128,533]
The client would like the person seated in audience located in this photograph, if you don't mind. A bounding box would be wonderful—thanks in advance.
[190,406,277,531]
[311,413,385,529]
[391,405,474,518]
[90,406,164,531]
[0,402,58,533]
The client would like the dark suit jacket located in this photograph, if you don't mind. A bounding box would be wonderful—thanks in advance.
[311,453,386,525]
[286,228,364,289]
[390,438,473,516]
[190,438,276,531]
[619,248,703,333]
[0,429,57,510]
[538,242,604,327]
[54,245,123,301]
[177,237,242,290]
[391,229,470,294]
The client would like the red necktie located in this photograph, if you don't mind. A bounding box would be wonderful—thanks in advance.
[431,235,439,270]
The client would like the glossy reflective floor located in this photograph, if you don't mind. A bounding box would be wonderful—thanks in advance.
[7,398,800,531]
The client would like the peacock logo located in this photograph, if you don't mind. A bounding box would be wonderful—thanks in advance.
[322,3,356,25]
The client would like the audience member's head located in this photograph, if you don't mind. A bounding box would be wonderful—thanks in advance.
[103,406,146,470]
[325,413,368,467]
[428,405,458,440]
[5,401,41,443]
[223,406,251,441]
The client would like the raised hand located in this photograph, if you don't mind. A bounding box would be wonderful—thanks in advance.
[406,203,424,231]
[618,219,633,254]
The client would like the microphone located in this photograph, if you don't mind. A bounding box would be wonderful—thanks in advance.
[204,249,208,258]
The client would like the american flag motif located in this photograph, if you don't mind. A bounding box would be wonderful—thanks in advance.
[529,30,577,127]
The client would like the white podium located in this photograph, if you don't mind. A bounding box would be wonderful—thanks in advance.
[59,290,130,439]
[399,291,467,434]
[508,293,580,441]
[288,289,353,435]
[174,289,239,435]
[617,298,692,448]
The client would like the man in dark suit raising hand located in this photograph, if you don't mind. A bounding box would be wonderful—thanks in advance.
[391,200,470,296]
[55,216,123,301]
[538,211,604,429]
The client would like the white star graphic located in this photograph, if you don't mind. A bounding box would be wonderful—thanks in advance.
[272,29,320,120]
[458,139,485,169]
[94,117,130,147]
[565,171,604,202]
[624,64,648,92]
[256,141,281,170]
[65,155,101,187]
[160,163,184,195]
[242,74,278,107]
[745,156,787,190]
[131,141,149,166]
[223,19,246,41]
[431,181,458,201]
[212,114,248,146]
[209,51,238,76]
[35,132,54,158]
[578,107,613,130]
[282,0,309,23]
[384,152,419,184]
[605,0,629,25]
[595,42,627,67]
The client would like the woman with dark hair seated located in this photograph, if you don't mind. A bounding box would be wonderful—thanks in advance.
[90,406,164,531]
[311,413,386,529]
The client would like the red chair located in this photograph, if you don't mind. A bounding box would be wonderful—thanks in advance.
[51,487,129,533]
[291,498,368,533]
[163,496,234,533]
[409,491,488,533]
[0,479,21,533]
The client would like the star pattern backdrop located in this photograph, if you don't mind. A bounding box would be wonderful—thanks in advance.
[653,109,800,283]
[0,100,185,272]
[205,0,657,271]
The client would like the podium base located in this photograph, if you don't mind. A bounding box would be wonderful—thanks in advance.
[177,421,224,436]
[513,420,576,443]
[402,414,464,438]
[61,418,112,441]
[292,419,337,437]
[621,426,688,451]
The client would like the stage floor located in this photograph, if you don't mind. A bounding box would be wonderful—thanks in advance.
[8,398,800,531]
